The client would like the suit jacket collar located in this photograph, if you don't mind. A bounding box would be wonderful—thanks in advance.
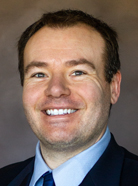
[79,134,124,186]
[8,158,34,186]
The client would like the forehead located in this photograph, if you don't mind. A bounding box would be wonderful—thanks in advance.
[24,24,105,66]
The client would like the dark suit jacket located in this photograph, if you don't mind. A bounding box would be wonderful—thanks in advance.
[0,135,138,186]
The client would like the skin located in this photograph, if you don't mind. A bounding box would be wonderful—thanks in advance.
[23,24,121,169]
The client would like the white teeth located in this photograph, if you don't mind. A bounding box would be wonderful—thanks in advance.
[71,109,76,113]
[68,109,71,114]
[64,109,68,114]
[53,109,58,115]
[59,109,63,115]
[46,109,77,116]
[51,109,54,115]
[47,110,51,115]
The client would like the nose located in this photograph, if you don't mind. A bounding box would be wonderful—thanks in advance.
[45,74,71,98]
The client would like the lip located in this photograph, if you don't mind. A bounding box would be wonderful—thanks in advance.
[41,105,78,109]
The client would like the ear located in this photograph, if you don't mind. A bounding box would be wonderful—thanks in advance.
[110,71,121,104]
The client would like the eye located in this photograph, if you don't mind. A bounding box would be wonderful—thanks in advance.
[32,73,46,78]
[72,70,86,76]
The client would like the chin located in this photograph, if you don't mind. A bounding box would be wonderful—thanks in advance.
[39,132,81,151]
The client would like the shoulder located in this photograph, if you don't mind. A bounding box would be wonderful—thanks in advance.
[110,134,138,165]
[120,147,138,185]
[0,157,34,175]
[122,147,138,170]
[108,135,138,185]
[0,157,34,185]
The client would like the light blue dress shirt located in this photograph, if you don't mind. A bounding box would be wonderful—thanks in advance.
[29,127,111,186]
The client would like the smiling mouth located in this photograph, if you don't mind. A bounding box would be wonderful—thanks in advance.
[45,109,77,116]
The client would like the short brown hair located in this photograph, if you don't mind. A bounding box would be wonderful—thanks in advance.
[18,9,120,86]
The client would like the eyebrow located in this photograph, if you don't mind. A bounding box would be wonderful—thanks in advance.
[24,61,48,74]
[65,58,95,70]
[24,58,95,74]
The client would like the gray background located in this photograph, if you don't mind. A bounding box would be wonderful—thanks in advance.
[0,0,138,168]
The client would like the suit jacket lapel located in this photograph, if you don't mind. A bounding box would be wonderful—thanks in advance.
[19,172,33,186]
[79,135,124,186]
[79,173,95,186]
[8,158,34,186]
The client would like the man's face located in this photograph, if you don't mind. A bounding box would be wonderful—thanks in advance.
[23,24,120,152]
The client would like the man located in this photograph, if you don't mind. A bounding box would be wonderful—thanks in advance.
[0,9,138,186]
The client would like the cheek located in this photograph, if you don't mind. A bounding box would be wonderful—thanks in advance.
[22,84,42,108]
[74,81,103,105]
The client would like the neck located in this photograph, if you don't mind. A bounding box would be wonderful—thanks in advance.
[39,131,105,169]
[40,148,77,169]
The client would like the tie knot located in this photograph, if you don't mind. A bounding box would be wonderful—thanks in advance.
[42,171,55,186]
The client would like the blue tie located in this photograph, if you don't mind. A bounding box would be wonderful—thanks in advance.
[43,171,55,186]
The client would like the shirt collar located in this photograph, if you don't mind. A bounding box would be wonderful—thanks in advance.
[29,143,51,186]
[30,127,111,186]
